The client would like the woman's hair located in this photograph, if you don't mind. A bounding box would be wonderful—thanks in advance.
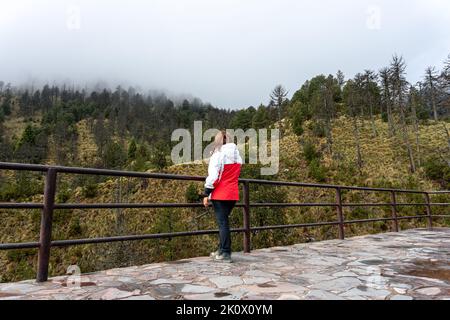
[213,130,232,153]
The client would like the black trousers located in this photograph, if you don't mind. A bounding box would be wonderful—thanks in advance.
[211,200,236,255]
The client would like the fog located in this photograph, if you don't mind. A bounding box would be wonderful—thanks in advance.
[1,0,450,109]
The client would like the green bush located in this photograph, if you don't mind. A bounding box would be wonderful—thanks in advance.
[303,141,320,164]
[150,144,170,171]
[1,100,11,116]
[310,121,326,138]
[308,159,327,182]
[104,141,127,169]
[82,183,98,198]
[0,173,42,201]
[68,217,83,237]
[185,183,200,203]
[56,189,71,203]
[128,139,137,160]
[423,157,450,188]
[292,119,304,136]
[291,103,308,136]
[6,249,35,262]
[348,207,369,220]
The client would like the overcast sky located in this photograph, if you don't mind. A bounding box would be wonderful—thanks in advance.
[1,0,449,109]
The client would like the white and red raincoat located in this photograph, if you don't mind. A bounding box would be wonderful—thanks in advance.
[204,143,242,201]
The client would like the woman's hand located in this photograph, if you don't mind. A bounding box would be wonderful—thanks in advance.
[203,197,210,207]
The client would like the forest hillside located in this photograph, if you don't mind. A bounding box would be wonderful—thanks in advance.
[1,54,450,282]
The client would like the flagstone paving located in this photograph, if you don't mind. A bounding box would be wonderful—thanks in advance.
[1,228,449,300]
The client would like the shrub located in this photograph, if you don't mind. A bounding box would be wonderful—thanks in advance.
[6,249,35,262]
[104,141,127,169]
[303,141,320,164]
[151,151,168,170]
[308,159,327,182]
[423,157,450,188]
[0,172,42,201]
[56,188,71,203]
[311,121,326,138]
[82,183,98,198]
[291,104,308,136]
[128,139,137,160]
[68,217,83,237]
[185,183,200,203]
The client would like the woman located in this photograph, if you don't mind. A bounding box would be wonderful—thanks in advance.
[203,130,242,263]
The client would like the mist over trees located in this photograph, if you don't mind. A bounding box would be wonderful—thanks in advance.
[0,85,238,169]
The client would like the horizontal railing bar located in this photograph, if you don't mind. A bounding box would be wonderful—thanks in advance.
[0,203,245,210]
[343,203,392,207]
[243,178,339,189]
[242,178,428,194]
[341,203,433,207]
[0,162,207,181]
[58,167,206,181]
[54,203,229,209]
[247,215,429,231]
[50,228,246,247]
[0,203,44,209]
[0,162,49,172]
[249,203,337,207]
[396,215,427,220]
[1,162,445,195]
[343,217,395,224]
[0,242,40,250]
[428,191,450,194]
[343,215,427,224]
[250,221,341,231]
[431,215,450,218]
[1,202,441,211]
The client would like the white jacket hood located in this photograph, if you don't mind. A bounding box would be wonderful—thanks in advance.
[204,143,242,190]
[217,143,243,165]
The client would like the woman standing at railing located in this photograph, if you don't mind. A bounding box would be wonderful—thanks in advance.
[203,130,242,263]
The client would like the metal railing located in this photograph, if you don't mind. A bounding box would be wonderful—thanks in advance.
[0,162,449,282]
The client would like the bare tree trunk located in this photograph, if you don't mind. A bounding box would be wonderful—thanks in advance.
[323,93,333,155]
[426,67,439,121]
[353,115,363,170]
[442,123,450,166]
[387,103,394,136]
[430,81,438,121]
[326,119,333,155]
[410,94,421,167]
[414,125,420,167]
[399,105,416,173]
[369,103,377,137]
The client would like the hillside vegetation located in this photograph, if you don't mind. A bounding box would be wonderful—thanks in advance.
[1,53,450,281]
[0,114,449,282]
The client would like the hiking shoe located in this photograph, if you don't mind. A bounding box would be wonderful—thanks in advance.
[214,253,233,263]
[210,250,220,259]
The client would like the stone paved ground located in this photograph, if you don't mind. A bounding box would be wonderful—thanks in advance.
[1,228,450,300]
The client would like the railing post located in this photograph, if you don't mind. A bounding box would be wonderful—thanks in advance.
[243,181,251,253]
[390,191,399,232]
[37,168,57,282]
[424,192,433,230]
[335,187,345,240]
